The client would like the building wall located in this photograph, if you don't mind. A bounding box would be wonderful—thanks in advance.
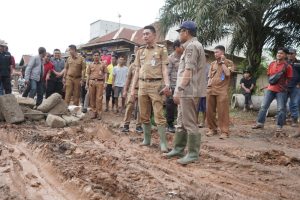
[90,20,140,40]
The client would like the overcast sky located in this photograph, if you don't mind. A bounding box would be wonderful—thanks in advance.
[0,0,165,62]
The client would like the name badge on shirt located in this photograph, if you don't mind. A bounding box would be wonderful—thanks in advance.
[151,56,156,67]
[221,72,225,81]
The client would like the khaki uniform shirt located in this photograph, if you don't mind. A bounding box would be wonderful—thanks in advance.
[65,55,86,78]
[207,59,235,95]
[175,37,207,98]
[127,63,139,90]
[168,52,181,88]
[86,62,107,80]
[135,43,168,79]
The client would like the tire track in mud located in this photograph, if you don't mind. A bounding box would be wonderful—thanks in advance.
[0,133,89,200]
[0,121,300,200]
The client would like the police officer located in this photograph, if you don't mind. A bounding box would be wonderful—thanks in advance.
[130,25,171,152]
[165,21,207,165]
[63,45,86,106]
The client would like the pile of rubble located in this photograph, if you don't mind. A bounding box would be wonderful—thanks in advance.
[0,93,82,128]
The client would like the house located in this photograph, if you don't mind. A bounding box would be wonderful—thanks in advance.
[90,19,141,40]
[18,55,32,76]
[80,22,174,61]
[18,55,32,69]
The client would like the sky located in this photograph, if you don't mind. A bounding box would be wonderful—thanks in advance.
[0,0,165,62]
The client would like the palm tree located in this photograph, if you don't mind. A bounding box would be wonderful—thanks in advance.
[160,0,300,75]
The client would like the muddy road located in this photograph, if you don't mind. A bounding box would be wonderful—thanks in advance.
[0,111,299,200]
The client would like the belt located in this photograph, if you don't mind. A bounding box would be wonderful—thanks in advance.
[139,78,162,82]
[67,75,81,79]
[91,79,104,81]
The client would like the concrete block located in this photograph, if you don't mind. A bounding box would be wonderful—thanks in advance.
[17,97,35,108]
[46,114,66,128]
[48,99,68,115]
[37,93,62,113]
[68,105,81,114]
[0,111,4,122]
[0,94,25,123]
[23,109,45,121]
[62,115,80,126]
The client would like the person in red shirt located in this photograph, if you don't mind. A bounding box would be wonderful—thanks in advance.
[43,53,61,98]
[43,53,54,81]
[252,47,293,134]
[101,47,111,65]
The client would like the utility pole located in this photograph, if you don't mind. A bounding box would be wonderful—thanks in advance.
[118,14,122,29]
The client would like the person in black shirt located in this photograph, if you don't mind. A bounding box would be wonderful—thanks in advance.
[287,49,300,127]
[240,69,255,111]
[0,41,13,95]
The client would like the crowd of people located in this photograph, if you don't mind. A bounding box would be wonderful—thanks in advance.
[0,20,299,165]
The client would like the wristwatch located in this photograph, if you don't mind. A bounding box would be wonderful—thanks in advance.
[178,86,184,91]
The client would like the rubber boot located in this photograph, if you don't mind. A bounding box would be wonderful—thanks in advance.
[157,125,168,152]
[165,131,187,158]
[141,123,151,146]
[177,133,201,165]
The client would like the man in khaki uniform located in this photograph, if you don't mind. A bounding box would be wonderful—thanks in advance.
[206,45,235,139]
[121,54,143,133]
[165,21,207,165]
[63,45,86,106]
[130,25,171,152]
[85,50,107,120]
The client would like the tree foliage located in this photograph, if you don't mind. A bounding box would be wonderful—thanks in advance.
[160,0,300,74]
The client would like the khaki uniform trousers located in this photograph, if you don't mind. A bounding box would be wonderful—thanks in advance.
[138,80,166,125]
[176,104,183,129]
[124,88,141,126]
[178,97,200,134]
[206,94,230,134]
[88,80,104,115]
[65,76,81,106]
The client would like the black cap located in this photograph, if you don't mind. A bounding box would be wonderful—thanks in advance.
[176,21,197,32]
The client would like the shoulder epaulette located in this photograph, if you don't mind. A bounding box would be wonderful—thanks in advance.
[139,45,146,49]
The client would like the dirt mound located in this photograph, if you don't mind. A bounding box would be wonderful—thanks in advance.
[246,150,300,166]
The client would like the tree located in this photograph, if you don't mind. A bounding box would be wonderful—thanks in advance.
[160,0,300,75]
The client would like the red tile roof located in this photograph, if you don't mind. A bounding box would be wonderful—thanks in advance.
[83,22,167,48]
[118,28,135,40]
